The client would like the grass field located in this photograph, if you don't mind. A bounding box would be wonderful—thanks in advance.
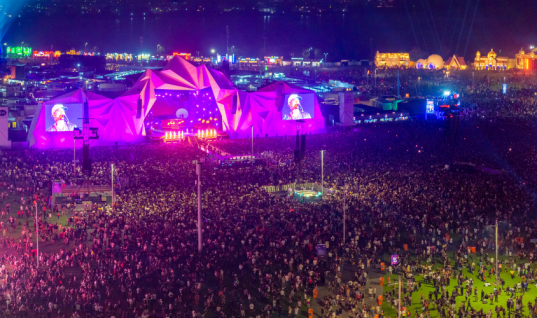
[381,255,534,317]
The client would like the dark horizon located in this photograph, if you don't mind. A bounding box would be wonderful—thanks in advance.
[1,0,535,61]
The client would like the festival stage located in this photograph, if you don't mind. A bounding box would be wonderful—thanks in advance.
[28,56,326,149]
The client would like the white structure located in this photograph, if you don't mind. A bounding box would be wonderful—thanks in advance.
[416,54,444,70]
[0,107,11,149]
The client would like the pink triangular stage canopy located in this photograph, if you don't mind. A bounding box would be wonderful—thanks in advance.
[29,56,325,148]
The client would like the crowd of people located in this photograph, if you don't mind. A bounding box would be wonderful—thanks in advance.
[0,75,535,318]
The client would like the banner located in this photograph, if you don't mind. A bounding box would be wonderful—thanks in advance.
[0,107,10,149]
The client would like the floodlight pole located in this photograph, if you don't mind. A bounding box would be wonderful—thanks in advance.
[196,162,202,252]
[251,125,254,164]
[321,150,324,197]
[343,184,346,244]
[35,203,38,268]
[496,219,498,287]
[111,164,114,213]
[398,275,401,318]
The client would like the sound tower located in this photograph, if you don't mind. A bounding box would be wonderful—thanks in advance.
[276,83,285,111]
[74,98,99,176]
[136,98,142,118]
[299,134,306,161]
[294,132,306,184]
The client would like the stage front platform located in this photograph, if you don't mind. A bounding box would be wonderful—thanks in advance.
[294,190,322,203]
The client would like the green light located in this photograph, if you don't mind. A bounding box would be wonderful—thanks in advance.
[265,66,268,71]
[6,46,32,58]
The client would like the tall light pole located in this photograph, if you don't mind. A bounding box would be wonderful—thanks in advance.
[251,125,254,164]
[85,42,88,52]
[263,37,267,57]
[111,164,114,213]
[35,203,38,268]
[343,184,347,244]
[320,150,324,197]
[496,219,499,287]
[196,162,203,252]
[398,275,401,318]
[324,53,328,63]
[73,136,76,179]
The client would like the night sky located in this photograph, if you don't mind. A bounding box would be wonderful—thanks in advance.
[1,0,535,61]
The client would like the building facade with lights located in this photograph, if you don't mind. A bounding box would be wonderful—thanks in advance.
[515,48,537,70]
[444,55,467,70]
[375,52,410,68]
[473,49,511,70]
[6,47,32,59]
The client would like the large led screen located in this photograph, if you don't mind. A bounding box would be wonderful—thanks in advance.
[44,103,83,132]
[282,93,314,120]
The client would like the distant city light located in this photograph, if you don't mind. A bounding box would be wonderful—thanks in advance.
[211,49,215,53]
[531,45,535,49]
[443,91,451,96]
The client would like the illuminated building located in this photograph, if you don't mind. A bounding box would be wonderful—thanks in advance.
[238,57,261,70]
[137,54,151,61]
[515,48,537,70]
[264,56,283,66]
[473,49,509,70]
[172,53,191,60]
[375,52,410,68]
[105,53,133,62]
[444,55,467,70]
[6,46,32,58]
[32,51,59,59]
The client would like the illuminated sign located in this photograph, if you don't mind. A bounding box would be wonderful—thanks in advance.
[502,84,507,94]
[7,46,32,58]
[33,51,55,58]
[426,100,434,114]
[162,119,185,129]
[391,254,399,266]
[172,52,191,60]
